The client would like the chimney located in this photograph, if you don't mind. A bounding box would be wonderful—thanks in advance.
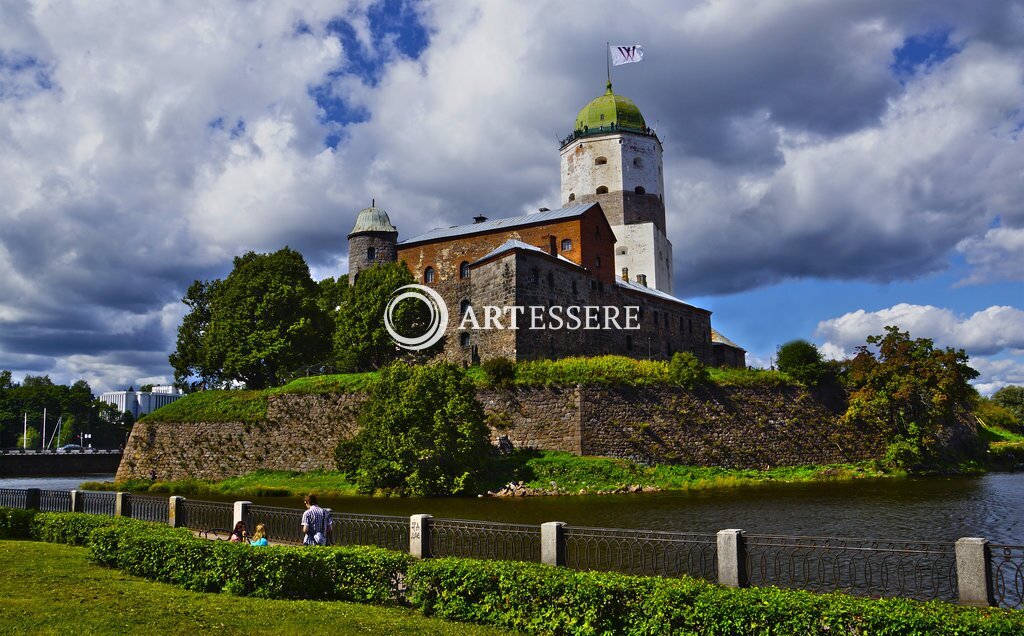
[636,273,647,287]
[621,267,629,281]
[538,207,550,212]
[473,214,488,224]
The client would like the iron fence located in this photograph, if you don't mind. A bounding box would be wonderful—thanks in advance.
[991,544,1024,610]
[744,534,958,602]
[249,504,303,544]
[39,489,71,512]
[430,518,541,562]
[565,526,718,581]
[0,488,27,508]
[80,491,115,516]
[333,512,411,553]
[180,499,232,535]
[128,494,169,524]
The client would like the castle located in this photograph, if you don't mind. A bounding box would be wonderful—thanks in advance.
[346,82,745,368]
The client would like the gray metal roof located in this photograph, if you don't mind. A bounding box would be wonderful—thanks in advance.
[471,239,581,267]
[615,278,709,313]
[712,329,745,350]
[349,206,397,235]
[399,203,599,246]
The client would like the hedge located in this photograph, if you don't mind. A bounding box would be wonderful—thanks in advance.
[31,512,147,546]
[0,507,37,539]
[406,558,1024,636]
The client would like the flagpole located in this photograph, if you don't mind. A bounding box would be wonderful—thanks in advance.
[606,41,611,86]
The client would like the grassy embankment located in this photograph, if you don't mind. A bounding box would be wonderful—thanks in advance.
[0,540,503,635]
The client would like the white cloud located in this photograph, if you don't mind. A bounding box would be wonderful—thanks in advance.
[956,227,1024,286]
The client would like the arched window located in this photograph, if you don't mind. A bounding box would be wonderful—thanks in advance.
[366,246,376,260]
[633,157,643,169]
[460,332,471,347]
[459,261,470,279]
[595,156,608,166]
[634,186,646,195]
[460,299,471,316]
[424,267,435,284]
[596,185,609,194]
[560,238,572,251]
[568,192,576,201]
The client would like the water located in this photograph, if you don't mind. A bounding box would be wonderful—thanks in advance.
[0,474,115,491]
[5,472,1024,544]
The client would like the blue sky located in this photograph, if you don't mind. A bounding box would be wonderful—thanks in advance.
[0,1,1021,394]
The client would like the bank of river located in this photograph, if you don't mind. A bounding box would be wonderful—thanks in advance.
[6,472,1023,544]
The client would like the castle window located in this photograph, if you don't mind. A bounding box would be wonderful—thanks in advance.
[531,268,540,284]
[459,261,470,279]
[616,247,627,255]
[634,186,646,195]
[424,267,435,284]
[595,156,607,166]
[460,299,471,316]
[561,238,572,251]
[366,246,376,260]
[596,185,609,194]
[568,192,576,201]
[633,157,644,169]
[460,332,470,347]
[654,312,659,326]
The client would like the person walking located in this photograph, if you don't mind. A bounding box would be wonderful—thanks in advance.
[301,494,331,546]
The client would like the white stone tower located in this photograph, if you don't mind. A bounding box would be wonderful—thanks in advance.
[559,81,673,293]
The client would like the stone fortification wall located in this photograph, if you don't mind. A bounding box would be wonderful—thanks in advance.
[117,384,965,482]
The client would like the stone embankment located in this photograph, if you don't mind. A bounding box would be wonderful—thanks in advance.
[485,480,660,498]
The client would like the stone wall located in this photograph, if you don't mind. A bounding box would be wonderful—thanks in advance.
[117,383,949,482]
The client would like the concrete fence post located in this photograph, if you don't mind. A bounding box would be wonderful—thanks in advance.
[410,514,432,558]
[233,501,252,531]
[24,488,40,510]
[956,537,994,607]
[70,490,83,513]
[169,496,184,528]
[541,522,567,566]
[114,492,129,517]
[717,529,748,588]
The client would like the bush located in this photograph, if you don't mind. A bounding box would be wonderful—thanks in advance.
[992,385,1024,424]
[480,357,515,387]
[776,339,828,386]
[668,352,709,388]
[885,435,924,470]
[977,398,1022,433]
[0,506,37,539]
[31,512,131,546]
[408,557,1024,635]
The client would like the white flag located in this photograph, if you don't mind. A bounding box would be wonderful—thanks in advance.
[610,45,644,66]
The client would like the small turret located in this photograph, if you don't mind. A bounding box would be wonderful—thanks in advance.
[347,200,398,284]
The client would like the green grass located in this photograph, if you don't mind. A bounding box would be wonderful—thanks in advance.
[81,469,359,497]
[141,389,268,423]
[272,372,380,395]
[0,540,506,635]
[979,421,1024,444]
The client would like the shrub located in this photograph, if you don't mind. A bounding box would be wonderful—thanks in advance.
[885,435,924,470]
[480,357,515,387]
[992,385,1024,424]
[976,398,1022,433]
[31,512,130,546]
[668,352,709,388]
[0,506,37,539]
[776,339,828,386]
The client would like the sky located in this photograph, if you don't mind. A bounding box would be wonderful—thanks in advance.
[0,0,1022,395]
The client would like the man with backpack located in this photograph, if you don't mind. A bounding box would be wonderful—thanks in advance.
[300,494,332,546]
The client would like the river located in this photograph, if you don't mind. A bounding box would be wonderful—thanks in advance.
[4,472,1023,544]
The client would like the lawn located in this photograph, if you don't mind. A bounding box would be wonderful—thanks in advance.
[0,541,508,635]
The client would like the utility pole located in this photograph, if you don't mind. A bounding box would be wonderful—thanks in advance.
[42,408,46,450]
[22,413,26,450]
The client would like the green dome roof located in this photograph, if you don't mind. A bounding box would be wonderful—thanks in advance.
[574,82,647,133]
[349,205,397,236]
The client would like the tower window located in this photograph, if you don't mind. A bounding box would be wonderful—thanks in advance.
[634,186,646,195]
[561,238,572,251]
[595,156,607,166]
[568,193,576,201]
[616,247,627,255]
[459,261,470,279]
[366,246,376,260]
[460,332,470,347]
[460,299,471,316]
[596,186,609,194]
[633,157,644,169]
[424,267,435,284]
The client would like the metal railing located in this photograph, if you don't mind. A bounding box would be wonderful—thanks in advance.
[39,490,71,512]
[249,504,303,544]
[333,512,410,553]
[80,491,115,516]
[744,534,958,602]
[565,526,718,581]
[128,494,169,524]
[430,518,541,562]
[991,544,1024,610]
[179,499,232,535]
[0,488,27,508]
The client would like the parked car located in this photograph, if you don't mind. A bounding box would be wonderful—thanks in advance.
[56,444,84,453]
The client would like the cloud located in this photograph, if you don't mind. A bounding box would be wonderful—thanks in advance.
[2,1,1024,392]
[955,227,1024,286]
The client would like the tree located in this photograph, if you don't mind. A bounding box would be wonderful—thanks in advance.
[170,247,331,389]
[333,262,435,371]
[841,326,978,468]
[993,386,1024,424]
[776,339,828,386]
[668,352,709,388]
[335,362,491,496]
[17,426,39,449]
